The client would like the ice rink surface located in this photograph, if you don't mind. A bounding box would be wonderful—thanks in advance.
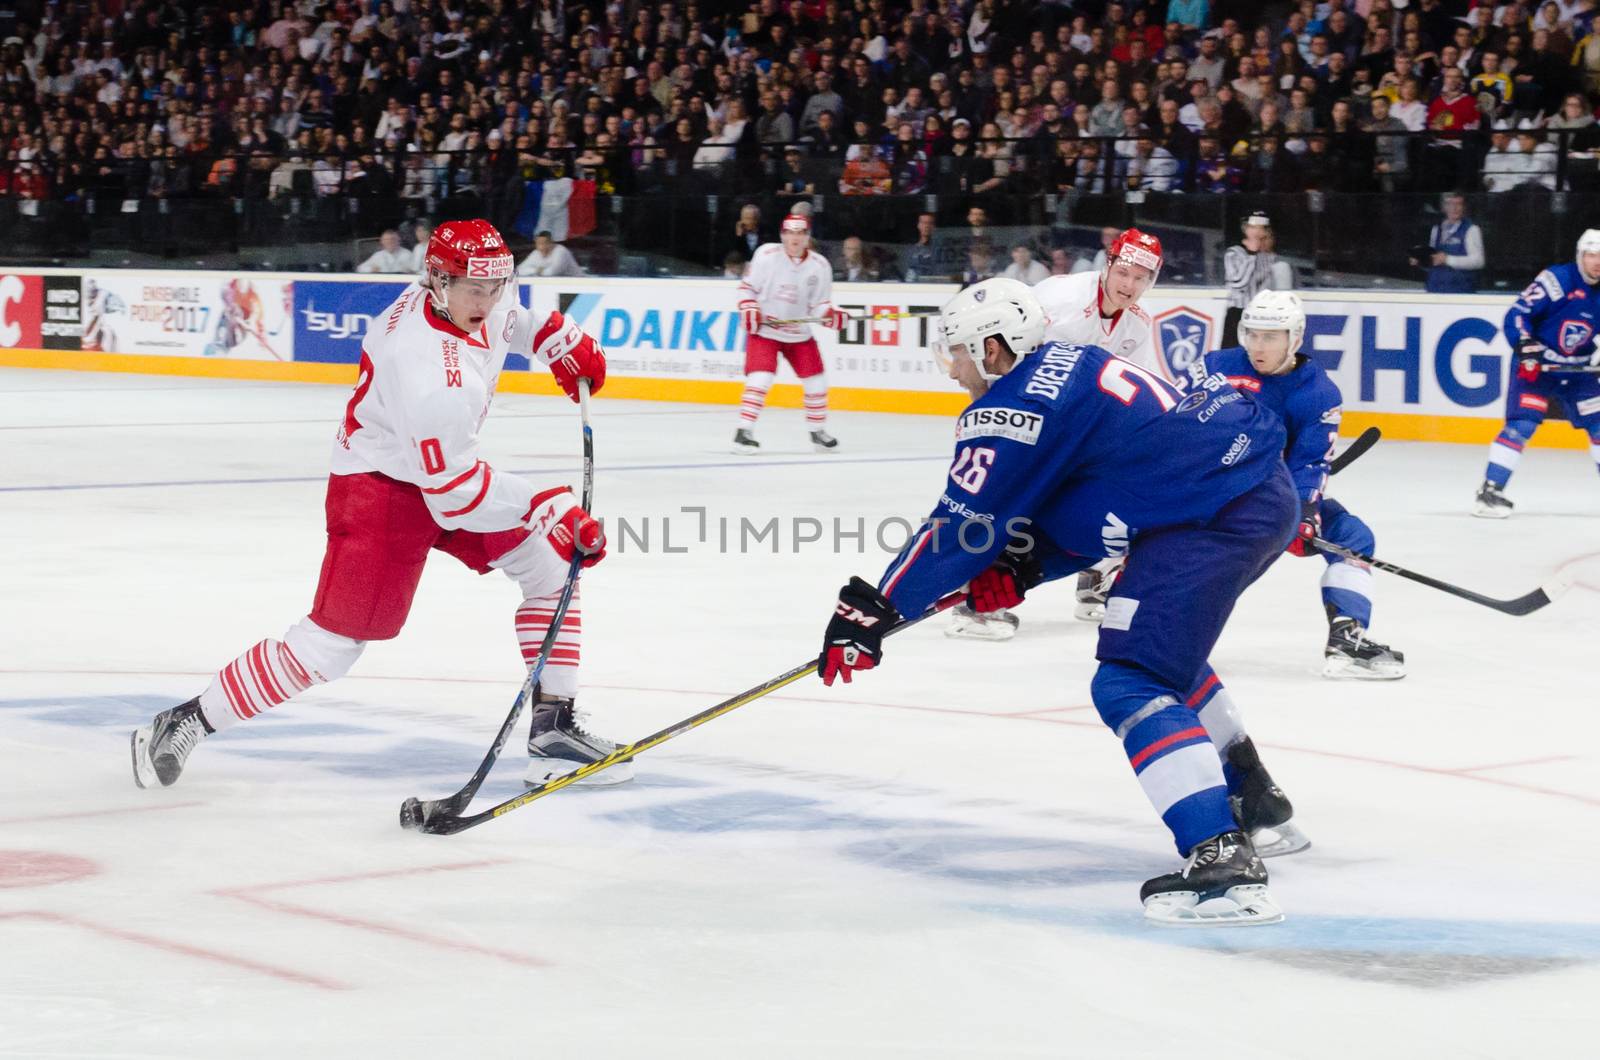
[2,367,1599,1058]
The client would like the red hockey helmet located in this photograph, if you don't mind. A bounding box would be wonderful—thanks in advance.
[425,219,515,281]
[1107,227,1163,280]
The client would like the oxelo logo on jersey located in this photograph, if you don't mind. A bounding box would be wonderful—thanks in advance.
[956,406,1044,445]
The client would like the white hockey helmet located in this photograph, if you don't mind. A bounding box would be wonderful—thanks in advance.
[1576,228,1600,281]
[1239,290,1306,364]
[938,277,1047,379]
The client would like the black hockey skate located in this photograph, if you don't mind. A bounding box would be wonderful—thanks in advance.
[732,428,760,455]
[810,429,839,452]
[130,698,212,789]
[525,693,634,787]
[1140,830,1282,926]
[1473,479,1513,519]
[1323,616,1406,680]
[1227,738,1311,858]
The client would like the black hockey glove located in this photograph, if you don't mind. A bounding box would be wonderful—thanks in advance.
[820,576,901,686]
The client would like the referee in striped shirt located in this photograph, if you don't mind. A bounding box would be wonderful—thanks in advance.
[1223,212,1281,347]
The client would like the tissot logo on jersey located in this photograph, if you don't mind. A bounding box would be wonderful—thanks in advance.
[956,407,1045,445]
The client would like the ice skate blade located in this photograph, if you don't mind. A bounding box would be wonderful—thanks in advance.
[811,442,838,454]
[945,618,1017,641]
[1142,884,1284,927]
[731,445,759,456]
[1472,502,1511,520]
[524,756,635,788]
[1251,821,1312,858]
[1322,656,1406,680]
[130,726,157,789]
[1074,602,1105,623]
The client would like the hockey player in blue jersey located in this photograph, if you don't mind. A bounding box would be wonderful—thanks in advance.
[1475,229,1600,518]
[816,278,1304,925]
[1205,291,1406,680]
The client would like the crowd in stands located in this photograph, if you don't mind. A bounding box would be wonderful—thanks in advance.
[4,1,1600,256]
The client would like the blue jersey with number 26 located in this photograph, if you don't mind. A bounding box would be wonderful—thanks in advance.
[877,342,1288,618]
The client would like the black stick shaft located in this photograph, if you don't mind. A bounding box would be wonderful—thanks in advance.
[1311,536,1563,616]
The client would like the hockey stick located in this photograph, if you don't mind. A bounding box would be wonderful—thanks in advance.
[1328,426,1381,475]
[1310,536,1575,616]
[1540,365,1600,374]
[409,588,970,835]
[399,379,594,831]
[767,309,942,326]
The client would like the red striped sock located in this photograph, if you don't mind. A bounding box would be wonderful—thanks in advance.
[200,639,317,730]
[516,588,581,699]
[802,392,827,426]
[738,384,769,426]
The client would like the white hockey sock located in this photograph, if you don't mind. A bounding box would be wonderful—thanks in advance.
[739,371,775,427]
[801,373,828,427]
[1488,439,1522,478]
[1189,676,1247,753]
[515,585,580,699]
[196,617,363,732]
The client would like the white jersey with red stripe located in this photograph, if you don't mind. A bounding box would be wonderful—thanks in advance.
[1033,271,1170,383]
[330,281,541,533]
[738,242,836,341]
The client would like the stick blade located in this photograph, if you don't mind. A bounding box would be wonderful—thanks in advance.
[1496,569,1577,616]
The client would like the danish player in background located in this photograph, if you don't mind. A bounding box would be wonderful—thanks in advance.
[733,212,848,454]
[948,229,1170,641]
[1206,291,1405,679]
[818,278,1304,924]
[131,220,630,791]
[1474,229,1600,518]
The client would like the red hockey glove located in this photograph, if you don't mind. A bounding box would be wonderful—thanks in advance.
[966,547,1045,613]
[821,305,850,330]
[739,300,763,335]
[819,576,900,686]
[1285,500,1321,558]
[533,311,607,401]
[527,486,606,568]
[1516,336,1546,383]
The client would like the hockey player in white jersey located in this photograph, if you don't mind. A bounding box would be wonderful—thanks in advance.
[733,212,848,454]
[947,228,1168,641]
[130,219,631,791]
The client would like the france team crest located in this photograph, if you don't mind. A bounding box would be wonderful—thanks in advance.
[1153,306,1214,377]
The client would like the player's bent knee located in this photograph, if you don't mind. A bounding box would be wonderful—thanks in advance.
[1090,661,1168,730]
[1502,419,1538,445]
[492,534,574,598]
[283,616,366,684]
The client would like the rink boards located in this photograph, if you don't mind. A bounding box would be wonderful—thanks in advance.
[0,267,1587,449]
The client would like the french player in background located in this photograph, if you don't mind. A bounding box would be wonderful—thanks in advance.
[130,220,627,792]
[948,228,1170,642]
[1475,229,1600,518]
[1205,291,1406,680]
[732,212,848,455]
[816,278,1307,924]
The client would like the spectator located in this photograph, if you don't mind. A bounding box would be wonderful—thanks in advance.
[1418,193,1485,293]
[774,145,815,204]
[802,110,849,160]
[407,222,433,273]
[961,240,998,286]
[1243,134,1302,192]
[903,212,950,282]
[517,231,584,278]
[839,142,892,195]
[722,252,748,280]
[800,72,844,133]
[1194,132,1241,192]
[1390,78,1429,132]
[1125,129,1179,190]
[717,203,766,268]
[1002,243,1049,284]
[1547,93,1600,152]
[1482,122,1524,193]
[356,229,412,273]
[1363,96,1414,191]
[1513,124,1559,190]
[1223,212,1280,346]
[836,236,879,281]
[1074,226,1122,274]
